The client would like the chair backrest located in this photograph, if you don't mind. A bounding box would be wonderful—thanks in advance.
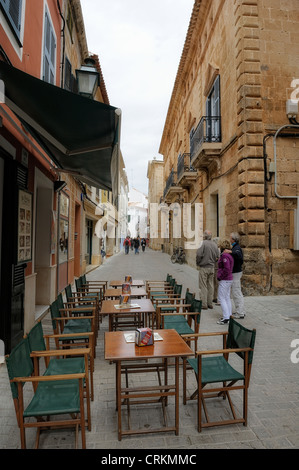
[75,277,83,292]
[6,338,33,399]
[227,318,256,364]
[174,284,182,296]
[57,293,64,310]
[65,284,72,302]
[27,321,46,353]
[185,288,194,305]
[50,298,60,330]
[166,274,172,283]
[191,298,202,323]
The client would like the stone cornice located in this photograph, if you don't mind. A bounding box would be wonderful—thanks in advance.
[159,0,209,155]
[70,0,89,60]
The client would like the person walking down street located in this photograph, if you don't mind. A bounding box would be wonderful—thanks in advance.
[123,236,131,255]
[228,232,245,319]
[196,230,219,310]
[141,238,146,252]
[133,237,140,254]
[216,239,234,325]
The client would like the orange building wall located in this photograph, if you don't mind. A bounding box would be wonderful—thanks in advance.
[0,0,61,84]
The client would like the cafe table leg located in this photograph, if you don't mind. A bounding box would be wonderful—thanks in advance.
[164,358,168,407]
[175,357,179,435]
[116,360,122,440]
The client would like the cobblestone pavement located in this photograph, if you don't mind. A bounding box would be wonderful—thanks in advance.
[1,248,299,451]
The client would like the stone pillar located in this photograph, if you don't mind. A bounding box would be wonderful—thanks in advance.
[234,0,268,293]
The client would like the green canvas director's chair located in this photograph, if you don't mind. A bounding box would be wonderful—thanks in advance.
[6,337,86,449]
[157,297,202,349]
[66,283,101,332]
[27,320,93,423]
[50,295,96,358]
[183,318,256,432]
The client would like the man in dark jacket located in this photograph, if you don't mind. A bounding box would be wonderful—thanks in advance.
[229,232,245,318]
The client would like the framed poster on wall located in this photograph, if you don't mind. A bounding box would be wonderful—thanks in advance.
[17,189,33,264]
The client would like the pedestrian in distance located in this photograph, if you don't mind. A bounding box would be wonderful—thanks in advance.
[141,238,146,252]
[123,236,131,255]
[216,239,234,325]
[196,230,219,310]
[133,237,140,254]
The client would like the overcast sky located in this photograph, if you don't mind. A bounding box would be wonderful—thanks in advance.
[80,0,194,195]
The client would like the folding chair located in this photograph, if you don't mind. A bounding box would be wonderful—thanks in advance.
[157,298,202,349]
[182,318,256,432]
[50,296,96,358]
[6,338,86,449]
[27,320,93,412]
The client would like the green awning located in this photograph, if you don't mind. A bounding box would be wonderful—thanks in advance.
[0,61,121,191]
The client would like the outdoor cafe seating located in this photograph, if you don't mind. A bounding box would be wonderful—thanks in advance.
[4,272,257,448]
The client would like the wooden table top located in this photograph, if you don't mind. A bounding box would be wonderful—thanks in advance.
[109,280,145,288]
[104,329,193,361]
[101,298,155,314]
[104,288,147,298]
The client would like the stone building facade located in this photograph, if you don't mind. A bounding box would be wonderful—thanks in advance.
[158,0,299,295]
[147,158,164,251]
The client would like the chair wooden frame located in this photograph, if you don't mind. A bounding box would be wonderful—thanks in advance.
[55,307,96,357]
[6,339,87,449]
[26,320,94,410]
[156,302,201,349]
[182,320,256,432]
[65,284,101,332]
[30,346,92,432]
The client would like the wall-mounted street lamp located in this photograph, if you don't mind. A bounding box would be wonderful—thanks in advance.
[75,57,100,99]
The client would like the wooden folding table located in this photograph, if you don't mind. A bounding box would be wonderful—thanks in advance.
[104,287,147,300]
[101,299,156,331]
[104,329,193,440]
[109,280,145,288]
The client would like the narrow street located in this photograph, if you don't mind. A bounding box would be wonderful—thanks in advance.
[0,247,299,450]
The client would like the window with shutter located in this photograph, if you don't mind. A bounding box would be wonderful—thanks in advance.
[43,8,56,84]
[0,0,23,42]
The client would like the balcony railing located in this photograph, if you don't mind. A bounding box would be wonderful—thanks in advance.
[190,116,221,159]
[177,153,196,182]
[163,169,177,199]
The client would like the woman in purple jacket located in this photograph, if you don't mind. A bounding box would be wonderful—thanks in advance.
[216,239,234,325]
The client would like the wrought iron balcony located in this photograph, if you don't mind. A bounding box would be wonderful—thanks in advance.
[177,153,197,187]
[190,116,222,169]
[163,169,184,202]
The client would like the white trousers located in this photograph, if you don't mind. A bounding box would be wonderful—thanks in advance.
[231,271,245,315]
[218,280,233,320]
